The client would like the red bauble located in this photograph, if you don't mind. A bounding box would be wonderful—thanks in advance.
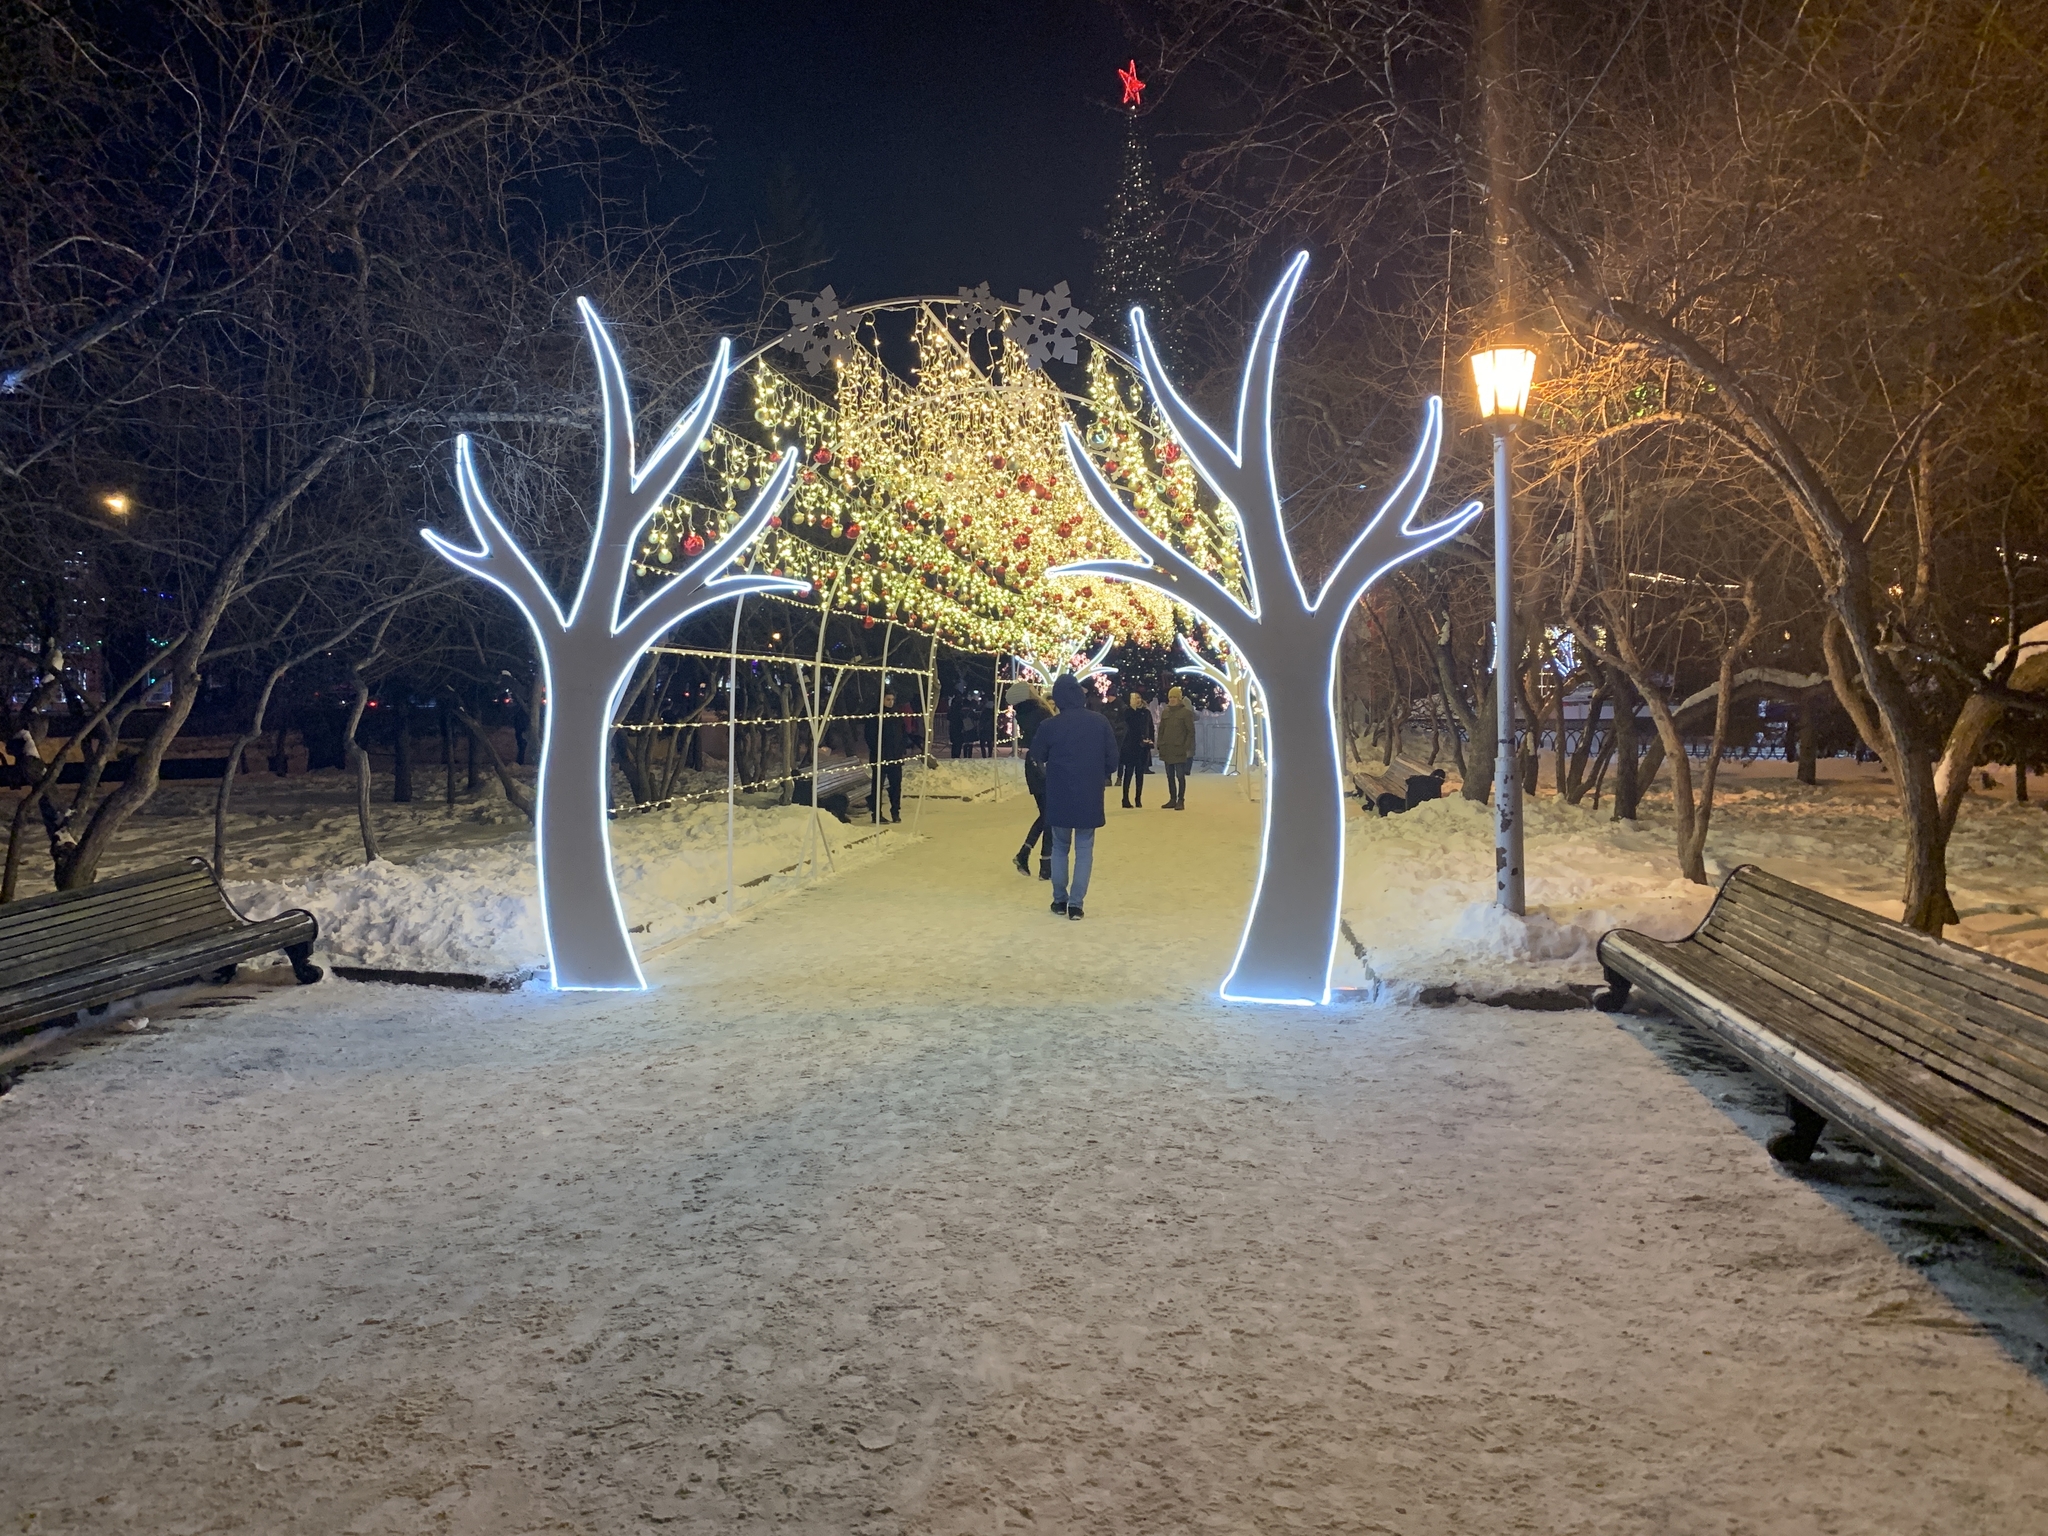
[845,454,862,472]
[845,523,860,540]
[991,454,1007,469]
[813,446,832,463]
[682,532,705,556]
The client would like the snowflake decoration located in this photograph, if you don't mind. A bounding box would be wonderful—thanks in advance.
[778,286,858,376]
[1004,281,1094,368]
[955,281,1003,334]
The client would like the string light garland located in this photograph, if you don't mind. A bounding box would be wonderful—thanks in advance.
[634,298,1246,658]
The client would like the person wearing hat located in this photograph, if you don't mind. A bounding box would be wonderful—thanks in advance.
[1007,679,1053,878]
[1156,685,1196,810]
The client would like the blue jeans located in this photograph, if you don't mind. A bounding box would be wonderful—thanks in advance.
[1049,825,1095,906]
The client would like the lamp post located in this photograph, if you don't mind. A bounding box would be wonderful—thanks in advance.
[1469,344,1537,915]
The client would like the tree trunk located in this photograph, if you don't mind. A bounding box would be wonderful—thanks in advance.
[1221,662,1349,1004]
[392,702,413,803]
[1608,666,1640,821]
[345,676,379,863]
[1463,670,1496,804]
[1797,692,1820,784]
[450,702,533,819]
[534,681,642,988]
[442,706,456,806]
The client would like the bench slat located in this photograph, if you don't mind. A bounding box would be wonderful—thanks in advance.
[1704,879,2048,1054]
[1636,933,2048,1198]
[1707,869,2048,1028]
[1699,903,2048,1118]
[0,878,230,953]
[0,897,243,983]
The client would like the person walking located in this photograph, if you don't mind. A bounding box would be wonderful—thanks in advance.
[1118,691,1154,808]
[1007,679,1054,879]
[862,690,916,823]
[1157,685,1196,810]
[1029,673,1119,920]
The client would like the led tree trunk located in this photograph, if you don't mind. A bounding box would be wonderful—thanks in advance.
[1059,255,1480,1004]
[425,300,801,989]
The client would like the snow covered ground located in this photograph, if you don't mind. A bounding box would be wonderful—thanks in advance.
[1345,755,2048,1002]
[3,772,2047,1532]
[13,757,1013,979]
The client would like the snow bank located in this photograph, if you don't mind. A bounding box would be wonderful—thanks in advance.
[1343,770,2048,999]
[223,794,913,978]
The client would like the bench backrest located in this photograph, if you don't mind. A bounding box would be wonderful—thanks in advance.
[0,858,242,991]
[1699,865,2048,1190]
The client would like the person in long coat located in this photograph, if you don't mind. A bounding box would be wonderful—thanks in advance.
[1029,673,1120,919]
[1118,691,1155,807]
[1156,685,1196,810]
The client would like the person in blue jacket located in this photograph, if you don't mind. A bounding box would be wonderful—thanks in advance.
[1028,673,1120,920]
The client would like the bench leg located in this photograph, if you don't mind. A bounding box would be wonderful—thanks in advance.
[1591,967,1632,1013]
[212,963,239,984]
[284,942,323,985]
[1766,1094,1828,1163]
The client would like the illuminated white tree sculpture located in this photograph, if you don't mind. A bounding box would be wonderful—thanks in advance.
[1175,633,1259,783]
[1015,637,1117,689]
[1060,254,1481,1004]
[426,301,801,990]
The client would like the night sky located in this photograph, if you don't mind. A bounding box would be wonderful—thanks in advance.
[638,0,1149,313]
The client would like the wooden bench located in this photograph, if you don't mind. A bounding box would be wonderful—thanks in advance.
[1594,865,2048,1273]
[0,858,321,1043]
[791,759,871,822]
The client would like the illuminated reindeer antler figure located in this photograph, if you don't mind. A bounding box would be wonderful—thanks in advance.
[425,301,802,990]
[1059,254,1481,1004]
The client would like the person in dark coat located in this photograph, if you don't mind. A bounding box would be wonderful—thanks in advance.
[1156,685,1196,810]
[1007,680,1054,879]
[862,691,917,822]
[1028,673,1119,919]
[1117,691,1154,807]
[946,691,969,758]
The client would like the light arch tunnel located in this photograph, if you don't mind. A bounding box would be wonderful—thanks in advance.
[426,258,1479,1002]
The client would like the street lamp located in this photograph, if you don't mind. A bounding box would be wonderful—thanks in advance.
[1470,343,1536,915]
[100,492,131,515]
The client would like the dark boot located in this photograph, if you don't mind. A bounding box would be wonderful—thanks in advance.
[1121,793,1131,808]
[1038,854,1051,880]
[1013,846,1031,876]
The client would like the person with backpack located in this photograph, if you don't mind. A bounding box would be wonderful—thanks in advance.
[1028,673,1120,920]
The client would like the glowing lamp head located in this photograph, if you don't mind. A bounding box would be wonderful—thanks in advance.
[101,492,132,515]
[1469,344,1537,427]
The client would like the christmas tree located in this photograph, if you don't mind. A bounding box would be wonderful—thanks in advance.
[1092,62,1180,354]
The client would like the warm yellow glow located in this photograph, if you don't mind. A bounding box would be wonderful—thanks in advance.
[1470,345,1537,423]
[639,302,1247,656]
[101,492,131,515]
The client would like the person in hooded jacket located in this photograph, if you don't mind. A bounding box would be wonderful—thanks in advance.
[1156,685,1196,810]
[1006,679,1054,879]
[1118,691,1155,807]
[1028,673,1120,919]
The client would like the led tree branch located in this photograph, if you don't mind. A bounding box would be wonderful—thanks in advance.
[1058,254,1482,1004]
[1175,634,1258,779]
[425,300,802,990]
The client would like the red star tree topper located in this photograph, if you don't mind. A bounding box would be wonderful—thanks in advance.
[1118,59,1145,108]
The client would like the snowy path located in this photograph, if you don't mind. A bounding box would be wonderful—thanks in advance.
[4,786,2047,1533]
